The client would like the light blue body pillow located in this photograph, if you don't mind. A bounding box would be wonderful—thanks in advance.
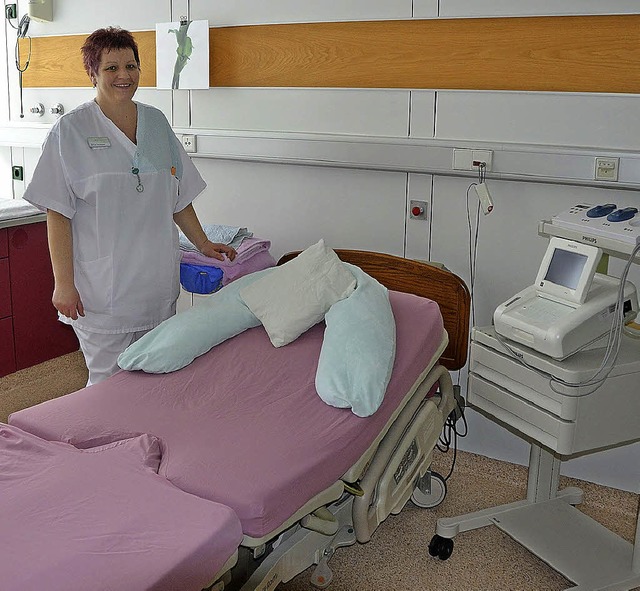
[315,263,396,417]
[118,264,396,416]
[118,269,267,373]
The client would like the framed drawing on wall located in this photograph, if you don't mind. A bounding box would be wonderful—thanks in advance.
[156,19,209,90]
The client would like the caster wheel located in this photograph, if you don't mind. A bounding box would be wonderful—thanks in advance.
[428,534,454,560]
[411,471,447,508]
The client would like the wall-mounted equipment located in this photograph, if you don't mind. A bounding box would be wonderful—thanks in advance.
[409,200,427,221]
[5,4,17,19]
[29,103,44,116]
[50,103,64,116]
[27,0,53,23]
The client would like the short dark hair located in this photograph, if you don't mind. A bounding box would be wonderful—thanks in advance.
[81,27,140,81]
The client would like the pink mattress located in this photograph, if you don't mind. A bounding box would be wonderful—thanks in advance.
[0,424,242,591]
[10,290,444,539]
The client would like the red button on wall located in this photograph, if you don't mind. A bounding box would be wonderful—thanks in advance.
[412,206,423,216]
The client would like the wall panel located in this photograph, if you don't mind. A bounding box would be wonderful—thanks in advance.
[406,173,432,261]
[191,89,409,136]
[191,0,412,26]
[433,91,640,150]
[190,159,406,261]
[411,1,439,18]
[1,148,14,198]
[409,91,436,139]
[15,0,171,36]
[436,0,640,18]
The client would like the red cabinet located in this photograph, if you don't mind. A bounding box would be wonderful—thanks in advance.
[0,230,15,376]
[0,221,78,377]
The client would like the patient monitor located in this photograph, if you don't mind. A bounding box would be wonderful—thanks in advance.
[494,237,638,359]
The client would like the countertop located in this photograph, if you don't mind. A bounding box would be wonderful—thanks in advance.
[0,198,46,230]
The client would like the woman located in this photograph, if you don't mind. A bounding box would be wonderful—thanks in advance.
[24,27,235,385]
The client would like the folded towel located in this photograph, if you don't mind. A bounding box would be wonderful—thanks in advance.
[219,251,276,286]
[181,238,276,285]
[181,237,270,267]
[179,224,253,252]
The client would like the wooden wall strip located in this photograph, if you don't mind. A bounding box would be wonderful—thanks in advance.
[21,15,640,93]
[20,32,156,88]
[210,15,640,93]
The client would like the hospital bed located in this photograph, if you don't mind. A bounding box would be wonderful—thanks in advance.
[6,249,470,591]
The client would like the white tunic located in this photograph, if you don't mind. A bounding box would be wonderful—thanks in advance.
[24,100,206,333]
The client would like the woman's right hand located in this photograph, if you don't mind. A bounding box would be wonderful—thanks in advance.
[52,282,85,320]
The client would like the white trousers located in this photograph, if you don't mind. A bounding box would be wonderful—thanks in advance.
[73,327,149,386]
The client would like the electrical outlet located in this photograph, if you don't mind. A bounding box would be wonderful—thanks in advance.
[12,165,24,181]
[5,4,17,20]
[181,134,196,153]
[594,157,619,182]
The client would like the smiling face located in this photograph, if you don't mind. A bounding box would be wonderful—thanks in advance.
[92,47,140,106]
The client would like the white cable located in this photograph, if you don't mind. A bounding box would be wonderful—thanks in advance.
[466,183,481,328]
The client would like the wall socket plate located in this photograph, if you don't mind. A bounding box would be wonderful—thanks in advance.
[12,165,24,181]
[453,148,493,171]
[594,157,619,182]
[181,134,197,153]
[5,4,17,20]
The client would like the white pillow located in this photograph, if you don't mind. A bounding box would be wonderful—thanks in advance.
[239,239,356,347]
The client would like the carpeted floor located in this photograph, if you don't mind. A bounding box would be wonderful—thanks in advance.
[1,352,638,590]
[0,350,87,423]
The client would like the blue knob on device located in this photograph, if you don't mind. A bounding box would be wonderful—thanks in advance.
[606,207,639,222]
[586,203,617,218]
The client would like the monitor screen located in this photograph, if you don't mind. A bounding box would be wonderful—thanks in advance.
[543,248,588,290]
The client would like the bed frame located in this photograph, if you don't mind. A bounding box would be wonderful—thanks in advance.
[233,250,471,590]
[6,249,470,591]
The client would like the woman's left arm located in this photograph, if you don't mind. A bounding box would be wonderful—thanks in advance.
[173,204,236,261]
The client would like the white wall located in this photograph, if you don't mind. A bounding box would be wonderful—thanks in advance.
[2,1,638,492]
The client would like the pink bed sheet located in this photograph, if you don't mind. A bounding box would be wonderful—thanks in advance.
[0,424,242,591]
[10,290,445,539]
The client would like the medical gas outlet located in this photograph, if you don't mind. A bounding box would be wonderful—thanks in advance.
[409,200,427,220]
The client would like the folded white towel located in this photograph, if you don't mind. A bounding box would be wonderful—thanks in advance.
[179,224,253,251]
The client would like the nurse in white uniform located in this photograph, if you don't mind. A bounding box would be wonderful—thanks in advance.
[24,27,235,385]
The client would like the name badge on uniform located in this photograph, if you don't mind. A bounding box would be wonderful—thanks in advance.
[87,136,111,149]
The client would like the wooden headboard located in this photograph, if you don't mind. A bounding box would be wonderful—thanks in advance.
[278,250,471,371]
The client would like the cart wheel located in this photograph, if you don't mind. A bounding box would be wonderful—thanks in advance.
[411,471,447,508]
[428,534,454,560]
